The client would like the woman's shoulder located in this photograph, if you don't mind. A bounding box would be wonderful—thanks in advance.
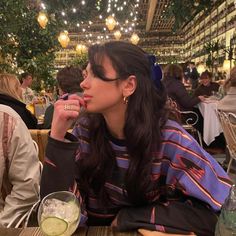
[163,119,185,132]
[0,104,22,122]
[162,119,194,144]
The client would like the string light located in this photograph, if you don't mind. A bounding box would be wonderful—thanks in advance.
[38,0,140,46]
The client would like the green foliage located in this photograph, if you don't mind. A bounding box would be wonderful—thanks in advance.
[69,53,88,68]
[204,40,219,70]
[0,0,62,91]
[166,0,213,31]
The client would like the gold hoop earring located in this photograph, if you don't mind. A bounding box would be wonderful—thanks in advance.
[123,96,128,105]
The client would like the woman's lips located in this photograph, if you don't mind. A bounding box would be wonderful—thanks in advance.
[83,95,93,102]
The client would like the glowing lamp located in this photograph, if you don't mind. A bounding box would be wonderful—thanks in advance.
[114,30,121,40]
[130,33,140,45]
[37,12,48,29]
[105,15,116,31]
[58,31,70,48]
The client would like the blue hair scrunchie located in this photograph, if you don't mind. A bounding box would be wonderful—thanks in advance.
[147,54,162,89]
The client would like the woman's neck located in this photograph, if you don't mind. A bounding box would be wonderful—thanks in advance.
[21,83,28,89]
[103,108,126,139]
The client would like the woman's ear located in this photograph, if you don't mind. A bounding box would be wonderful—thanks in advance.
[122,75,137,97]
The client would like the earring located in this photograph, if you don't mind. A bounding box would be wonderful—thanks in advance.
[123,96,128,105]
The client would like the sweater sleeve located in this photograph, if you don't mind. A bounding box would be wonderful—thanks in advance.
[117,200,218,235]
[117,123,231,236]
[175,82,200,109]
[40,133,88,225]
[0,114,41,227]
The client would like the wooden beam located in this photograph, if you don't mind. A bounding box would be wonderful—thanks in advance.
[146,0,158,32]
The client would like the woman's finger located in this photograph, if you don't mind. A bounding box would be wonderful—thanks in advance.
[138,229,195,236]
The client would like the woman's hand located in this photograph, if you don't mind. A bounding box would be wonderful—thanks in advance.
[50,94,85,141]
[138,229,196,236]
[198,95,205,102]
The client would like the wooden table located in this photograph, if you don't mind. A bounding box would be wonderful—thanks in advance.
[0,226,141,236]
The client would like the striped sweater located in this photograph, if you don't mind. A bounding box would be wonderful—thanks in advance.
[41,119,231,235]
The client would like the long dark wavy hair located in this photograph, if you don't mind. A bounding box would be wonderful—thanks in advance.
[77,41,168,206]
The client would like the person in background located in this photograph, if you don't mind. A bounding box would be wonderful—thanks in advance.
[218,66,236,118]
[0,104,41,227]
[162,64,205,110]
[187,61,199,90]
[0,73,37,129]
[194,70,220,97]
[217,66,236,172]
[40,41,231,236]
[43,66,83,129]
[81,62,88,80]
[20,72,35,104]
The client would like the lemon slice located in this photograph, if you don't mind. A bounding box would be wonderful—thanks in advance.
[41,217,68,236]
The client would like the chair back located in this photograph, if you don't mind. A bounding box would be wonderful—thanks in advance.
[29,129,50,163]
[217,111,236,158]
[167,97,202,147]
[167,97,199,126]
[29,129,73,162]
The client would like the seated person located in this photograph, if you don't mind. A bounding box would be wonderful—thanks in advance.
[162,64,205,110]
[194,71,220,97]
[20,72,35,105]
[43,66,83,129]
[0,73,37,129]
[217,66,236,169]
[0,104,41,227]
[218,66,236,116]
[40,41,232,236]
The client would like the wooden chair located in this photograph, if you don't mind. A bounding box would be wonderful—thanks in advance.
[29,129,73,162]
[29,129,50,163]
[167,98,203,147]
[217,111,236,173]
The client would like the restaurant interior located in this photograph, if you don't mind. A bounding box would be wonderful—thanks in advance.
[0,0,236,235]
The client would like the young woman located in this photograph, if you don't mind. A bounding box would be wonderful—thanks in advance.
[40,41,231,236]
[0,73,37,129]
[0,104,41,227]
[194,71,220,97]
[162,64,205,111]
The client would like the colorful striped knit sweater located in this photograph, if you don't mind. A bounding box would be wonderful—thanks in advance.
[40,119,231,235]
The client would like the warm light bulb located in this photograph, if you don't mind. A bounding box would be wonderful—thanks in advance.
[58,31,70,48]
[130,33,140,45]
[197,64,206,74]
[37,12,48,29]
[114,30,121,40]
[105,15,116,31]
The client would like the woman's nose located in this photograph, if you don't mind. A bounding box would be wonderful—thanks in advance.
[80,76,89,90]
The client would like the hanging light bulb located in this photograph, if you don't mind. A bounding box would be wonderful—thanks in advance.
[114,30,121,40]
[105,15,116,31]
[37,12,48,29]
[197,63,206,75]
[194,0,200,6]
[81,45,87,54]
[76,44,87,54]
[130,33,140,45]
[58,31,70,48]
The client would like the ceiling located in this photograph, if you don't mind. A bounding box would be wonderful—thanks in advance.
[59,0,181,50]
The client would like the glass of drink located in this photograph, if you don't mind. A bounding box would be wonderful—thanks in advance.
[38,191,80,236]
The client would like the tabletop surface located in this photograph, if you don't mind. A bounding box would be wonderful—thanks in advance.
[197,100,222,145]
[0,226,141,236]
